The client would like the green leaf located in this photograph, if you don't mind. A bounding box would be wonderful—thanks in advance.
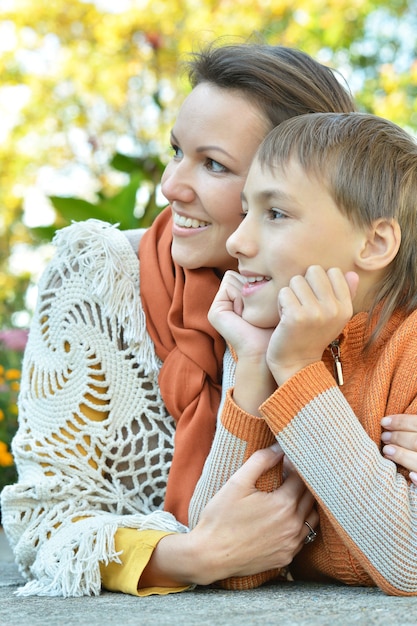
[29,225,58,242]
[48,172,143,230]
[96,172,143,229]
[49,196,105,223]
[110,152,145,174]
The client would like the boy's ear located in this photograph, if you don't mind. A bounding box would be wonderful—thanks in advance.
[356,218,401,271]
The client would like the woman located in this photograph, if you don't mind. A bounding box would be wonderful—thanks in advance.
[1,41,355,597]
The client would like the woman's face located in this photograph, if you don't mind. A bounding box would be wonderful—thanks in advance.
[161,82,270,275]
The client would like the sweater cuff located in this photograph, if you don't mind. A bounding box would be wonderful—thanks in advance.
[260,361,338,434]
[223,388,276,451]
[100,528,191,596]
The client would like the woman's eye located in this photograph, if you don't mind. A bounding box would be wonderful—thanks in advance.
[170,144,183,159]
[206,158,227,173]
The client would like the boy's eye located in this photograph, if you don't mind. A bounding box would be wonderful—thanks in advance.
[269,208,286,220]
[206,158,227,173]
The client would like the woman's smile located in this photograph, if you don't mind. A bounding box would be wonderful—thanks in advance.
[172,211,211,231]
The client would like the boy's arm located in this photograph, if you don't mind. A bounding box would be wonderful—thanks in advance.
[188,348,316,590]
[260,357,417,596]
[189,348,278,530]
[208,270,276,414]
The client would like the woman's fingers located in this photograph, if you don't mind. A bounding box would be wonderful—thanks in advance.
[381,414,417,434]
[282,465,319,549]
[228,443,284,490]
[195,444,319,580]
[381,414,417,473]
[382,443,417,473]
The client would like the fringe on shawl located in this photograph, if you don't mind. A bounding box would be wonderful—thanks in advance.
[52,219,159,373]
[15,511,188,597]
[10,220,183,597]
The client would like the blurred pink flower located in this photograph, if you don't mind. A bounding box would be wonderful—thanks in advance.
[0,329,29,352]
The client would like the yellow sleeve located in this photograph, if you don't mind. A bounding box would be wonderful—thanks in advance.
[100,528,192,596]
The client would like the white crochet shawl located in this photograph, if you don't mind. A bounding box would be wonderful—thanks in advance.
[1,219,189,597]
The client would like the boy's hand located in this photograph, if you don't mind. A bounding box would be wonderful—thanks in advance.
[208,270,273,359]
[267,266,358,385]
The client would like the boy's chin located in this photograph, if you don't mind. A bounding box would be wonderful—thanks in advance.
[242,312,279,329]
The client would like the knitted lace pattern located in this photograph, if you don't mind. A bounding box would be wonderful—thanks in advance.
[1,220,187,597]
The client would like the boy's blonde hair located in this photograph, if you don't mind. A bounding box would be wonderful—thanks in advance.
[257,112,417,343]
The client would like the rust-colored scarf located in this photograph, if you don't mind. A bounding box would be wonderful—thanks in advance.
[139,207,225,525]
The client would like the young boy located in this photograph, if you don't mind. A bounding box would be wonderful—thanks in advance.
[189,112,417,595]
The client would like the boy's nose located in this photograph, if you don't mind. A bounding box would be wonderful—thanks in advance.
[227,219,258,258]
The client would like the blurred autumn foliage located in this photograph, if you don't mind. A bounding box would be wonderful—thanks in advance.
[1,0,417,328]
[0,330,28,492]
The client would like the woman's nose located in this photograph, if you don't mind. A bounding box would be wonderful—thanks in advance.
[161,161,196,204]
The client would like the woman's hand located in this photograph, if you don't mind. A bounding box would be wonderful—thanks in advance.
[142,444,317,588]
[381,415,417,485]
[190,444,317,584]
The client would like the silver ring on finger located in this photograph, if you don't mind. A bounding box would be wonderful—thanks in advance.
[304,520,317,544]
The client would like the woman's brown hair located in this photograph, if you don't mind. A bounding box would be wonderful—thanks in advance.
[186,42,356,131]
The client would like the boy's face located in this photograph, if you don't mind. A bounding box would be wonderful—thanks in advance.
[226,157,366,328]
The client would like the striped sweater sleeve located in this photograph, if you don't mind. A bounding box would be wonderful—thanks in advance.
[189,347,286,589]
[188,389,285,590]
[261,360,417,596]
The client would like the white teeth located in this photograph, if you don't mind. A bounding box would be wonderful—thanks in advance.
[246,276,268,283]
[173,213,209,228]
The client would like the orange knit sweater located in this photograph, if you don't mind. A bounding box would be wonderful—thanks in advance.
[189,307,417,596]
